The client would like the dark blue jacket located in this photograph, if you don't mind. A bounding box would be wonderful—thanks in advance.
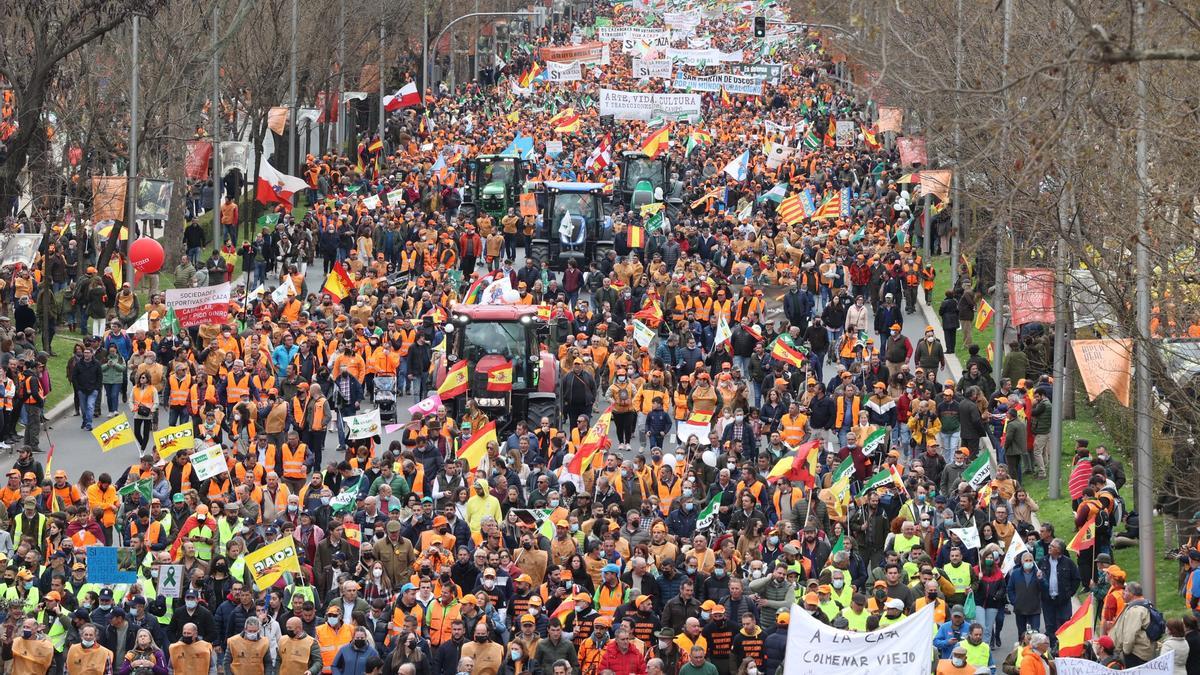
[1036,553,1081,604]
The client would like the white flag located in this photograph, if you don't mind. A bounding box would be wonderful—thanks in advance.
[1001,535,1028,573]
[714,315,732,347]
[949,526,981,550]
[270,277,295,304]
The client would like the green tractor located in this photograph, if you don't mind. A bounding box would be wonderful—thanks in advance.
[529,181,611,271]
[465,155,527,220]
[617,151,681,213]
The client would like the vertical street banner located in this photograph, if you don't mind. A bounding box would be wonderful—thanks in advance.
[783,603,935,675]
[835,120,856,148]
[876,106,904,133]
[918,170,952,203]
[165,282,232,327]
[1070,339,1133,407]
[185,141,212,180]
[135,179,174,220]
[92,177,127,222]
[219,142,251,174]
[1007,268,1056,326]
[896,137,927,166]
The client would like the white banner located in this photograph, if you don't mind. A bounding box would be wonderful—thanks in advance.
[836,120,857,148]
[948,526,981,550]
[667,47,744,65]
[783,603,935,675]
[676,420,711,444]
[271,276,296,304]
[545,61,583,82]
[664,9,701,29]
[1057,652,1174,675]
[597,89,701,121]
[1001,535,1028,573]
[632,58,672,79]
[189,445,229,481]
[673,73,764,95]
[632,320,656,348]
[598,26,670,45]
[345,408,383,440]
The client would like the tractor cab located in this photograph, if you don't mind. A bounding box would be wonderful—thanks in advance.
[618,151,680,210]
[530,181,611,271]
[466,155,526,218]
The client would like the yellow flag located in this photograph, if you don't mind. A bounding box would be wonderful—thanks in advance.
[107,256,123,289]
[507,110,520,123]
[246,537,302,589]
[152,423,195,459]
[93,414,135,452]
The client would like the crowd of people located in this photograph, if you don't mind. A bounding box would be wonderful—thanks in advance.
[0,0,1196,675]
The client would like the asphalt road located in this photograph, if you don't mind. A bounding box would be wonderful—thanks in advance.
[13,251,1039,663]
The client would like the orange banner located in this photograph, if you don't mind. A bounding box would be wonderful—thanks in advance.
[1070,339,1132,406]
[267,107,290,135]
[919,170,952,203]
[91,177,127,222]
[1007,268,1056,326]
[877,106,903,133]
[539,42,608,64]
[897,137,927,166]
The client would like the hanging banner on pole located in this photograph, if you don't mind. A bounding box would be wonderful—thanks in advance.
[896,137,928,166]
[782,603,935,675]
[877,107,904,133]
[219,142,251,174]
[185,141,212,180]
[1007,268,1056,327]
[165,282,232,327]
[1070,339,1133,407]
[92,177,128,222]
[135,179,173,220]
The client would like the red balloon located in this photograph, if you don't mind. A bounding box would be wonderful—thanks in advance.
[129,238,165,275]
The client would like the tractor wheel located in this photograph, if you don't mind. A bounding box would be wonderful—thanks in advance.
[527,395,559,430]
[593,244,613,265]
[459,204,476,222]
[529,241,550,268]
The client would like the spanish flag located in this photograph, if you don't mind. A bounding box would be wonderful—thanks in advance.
[823,115,837,148]
[632,300,664,328]
[770,337,807,367]
[627,224,645,248]
[519,63,543,88]
[640,126,670,159]
[767,439,821,487]
[862,125,881,150]
[486,361,514,392]
[1055,594,1094,657]
[458,420,497,470]
[567,407,613,475]
[368,137,383,154]
[974,298,995,331]
[720,87,733,108]
[1067,513,1097,553]
[322,261,355,301]
[344,523,362,548]
[438,360,469,399]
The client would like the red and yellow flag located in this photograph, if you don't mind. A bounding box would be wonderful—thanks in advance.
[567,407,613,475]
[767,439,822,487]
[640,127,670,159]
[627,224,646,248]
[771,338,807,367]
[321,261,356,301]
[486,361,514,392]
[778,194,804,225]
[1055,594,1094,657]
[975,298,995,331]
[437,360,469,399]
[1068,514,1097,553]
[632,300,664,328]
[458,420,497,470]
[812,192,842,220]
[344,523,362,548]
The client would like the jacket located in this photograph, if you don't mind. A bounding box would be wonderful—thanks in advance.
[1110,601,1155,663]
[1006,569,1041,616]
[332,642,380,675]
[1035,554,1081,603]
[72,358,103,392]
[598,640,646,675]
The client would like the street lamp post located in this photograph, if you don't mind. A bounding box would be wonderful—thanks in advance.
[126,14,140,283]
[422,11,537,105]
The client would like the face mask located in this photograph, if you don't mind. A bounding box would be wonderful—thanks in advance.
[713,568,725,578]
[529,608,539,616]
[769,536,780,546]
[245,632,259,641]
[182,635,195,644]
[354,638,367,648]
[1023,562,1035,571]
[483,579,495,589]
[684,502,694,512]
[549,499,560,507]
[659,640,671,650]
[288,505,298,512]
[926,591,937,599]
[682,489,694,498]
[952,658,965,668]
[24,582,32,590]
[373,568,384,578]
[100,603,112,611]
[511,651,522,661]
[735,415,744,424]
[475,635,488,643]
[833,580,845,589]
[687,566,697,574]
[82,640,95,648]
[185,600,198,610]
[916,494,925,502]
[751,569,764,579]
[726,462,736,470]
[328,617,341,627]
[570,524,579,533]
[129,608,139,617]
[21,629,32,639]
[701,611,711,621]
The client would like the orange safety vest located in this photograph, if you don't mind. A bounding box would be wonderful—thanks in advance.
[594,583,626,618]
[314,623,352,674]
[133,385,156,410]
[834,396,862,428]
[779,413,807,447]
[169,374,193,407]
[690,297,713,321]
[305,398,328,430]
[281,444,308,480]
[226,373,251,404]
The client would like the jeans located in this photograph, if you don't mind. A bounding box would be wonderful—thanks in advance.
[224,224,238,245]
[938,430,961,460]
[1043,598,1072,647]
[980,606,1000,648]
[1015,613,1040,637]
[255,261,267,286]
[733,355,752,377]
[188,247,201,266]
[809,351,825,381]
[104,383,123,413]
[80,390,99,429]
[169,406,190,427]
[892,422,913,456]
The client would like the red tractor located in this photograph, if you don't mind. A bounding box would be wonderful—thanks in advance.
[432,303,560,432]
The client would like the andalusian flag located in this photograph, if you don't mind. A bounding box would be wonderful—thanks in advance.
[645,211,664,233]
[627,224,646,248]
[861,427,889,459]
[974,299,995,331]
[567,407,613,474]
[486,361,514,392]
[861,469,895,494]
[1067,514,1097,553]
[770,336,807,367]
[640,126,670,159]
[962,453,992,490]
[1055,595,1094,657]
[802,128,821,150]
[438,360,469,399]
[766,439,821,487]
[696,492,723,530]
[118,477,154,502]
[830,533,845,555]
[322,261,355,301]
[458,420,497,470]
[714,315,732,347]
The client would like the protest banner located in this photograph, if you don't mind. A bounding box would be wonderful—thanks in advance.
[918,170,952,202]
[632,58,672,79]
[246,537,302,589]
[189,445,229,481]
[157,564,186,598]
[135,178,173,220]
[0,234,44,269]
[877,106,904,133]
[1057,653,1173,675]
[153,423,195,459]
[783,603,935,675]
[1007,268,1056,326]
[544,61,583,82]
[165,282,232,327]
[1071,338,1133,406]
[835,120,857,148]
[93,414,135,452]
[666,47,744,65]
[734,63,785,84]
[598,89,701,121]
[897,137,928,166]
[632,320,656,348]
[86,547,138,584]
[92,177,127,222]
[345,408,383,440]
[671,73,764,95]
[184,141,212,180]
[538,42,610,65]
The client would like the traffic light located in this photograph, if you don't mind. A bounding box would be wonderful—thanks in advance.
[754,16,766,38]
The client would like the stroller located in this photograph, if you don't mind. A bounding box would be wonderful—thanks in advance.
[374,374,398,424]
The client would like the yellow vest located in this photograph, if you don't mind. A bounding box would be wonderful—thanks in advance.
[943,562,972,594]
[278,636,317,675]
[11,637,53,675]
[226,635,269,675]
[894,534,921,555]
[962,640,990,668]
[841,607,869,632]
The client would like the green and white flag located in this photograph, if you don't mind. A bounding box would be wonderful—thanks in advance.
[118,477,153,502]
[861,468,894,494]
[831,457,855,486]
[645,211,664,233]
[861,427,889,458]
[257,213,280,227]
[963,453,992,490]
[830,533,845,555]
[162,307,181,335]
[696,493,722,531]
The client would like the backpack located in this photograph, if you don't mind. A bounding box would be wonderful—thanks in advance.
[1132,600,1165,641]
